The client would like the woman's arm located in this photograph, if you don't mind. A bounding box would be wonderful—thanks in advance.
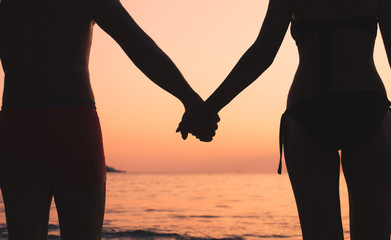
[379,0,391,68]
[89,0,203,110]
[204,0,292,113]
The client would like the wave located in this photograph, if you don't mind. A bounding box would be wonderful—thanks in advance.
[102,229,244,239]
[0,224,61,240]
[144,208,176,212]
[0,224,294,239]
[243,234,292,239]
[173,215,263,220]
[102,229,296,239]
[173,215,222,219]
[0,224,7,240]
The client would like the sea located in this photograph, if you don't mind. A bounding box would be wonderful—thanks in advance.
[0,173,351,240]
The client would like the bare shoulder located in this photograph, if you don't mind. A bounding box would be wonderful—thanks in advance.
[293,0,379,20]
[0,0,91,22]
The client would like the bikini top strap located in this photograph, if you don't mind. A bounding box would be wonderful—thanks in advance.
[278,114,285,175]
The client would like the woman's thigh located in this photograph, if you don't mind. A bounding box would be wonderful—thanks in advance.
[53,182,106,240]
[341,112,391,240]
[0,174,53,240]
[283,115,344,240]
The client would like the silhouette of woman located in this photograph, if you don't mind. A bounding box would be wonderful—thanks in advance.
[0,0,212,239]
[178,0,391,239]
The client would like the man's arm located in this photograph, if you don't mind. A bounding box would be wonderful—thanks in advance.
[89,0,203,110]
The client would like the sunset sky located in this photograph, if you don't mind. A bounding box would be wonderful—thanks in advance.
[1,0,390,173]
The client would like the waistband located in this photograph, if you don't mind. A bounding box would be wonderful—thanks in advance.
[2,98,96,109]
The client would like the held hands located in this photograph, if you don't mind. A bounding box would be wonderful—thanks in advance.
[176,104,220,142]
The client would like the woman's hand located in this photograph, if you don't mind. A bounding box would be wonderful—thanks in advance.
[176,105,220,142]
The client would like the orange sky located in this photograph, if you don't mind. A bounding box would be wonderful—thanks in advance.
[1,0,391,173]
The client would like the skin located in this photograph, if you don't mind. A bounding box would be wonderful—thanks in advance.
[180,0,391,239]
[0,0,209,239]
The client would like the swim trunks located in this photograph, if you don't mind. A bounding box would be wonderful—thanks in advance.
[0,104,106,187]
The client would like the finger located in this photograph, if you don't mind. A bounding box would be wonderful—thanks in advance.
[200,129,216,137]
[210,131,216,137]
[210,124,218,131]
[200,136,213,142]
[197,132,213,142]
[176,121,184,133]
[208,113,220,123]
[181,131,188,140]
[201,124,218,133]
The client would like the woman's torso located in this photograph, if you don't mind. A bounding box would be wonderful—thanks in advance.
[287,0,386,107]
[0,0,95,103]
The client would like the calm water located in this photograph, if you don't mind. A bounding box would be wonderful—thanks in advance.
[0,173,350,239]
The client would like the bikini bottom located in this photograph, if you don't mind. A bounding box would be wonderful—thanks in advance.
[0,105,106,187]
[278,90,390,174]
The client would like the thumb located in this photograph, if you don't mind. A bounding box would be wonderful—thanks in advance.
[181,131,188,140]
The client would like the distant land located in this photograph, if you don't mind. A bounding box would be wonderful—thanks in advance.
[106,166,126,173]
